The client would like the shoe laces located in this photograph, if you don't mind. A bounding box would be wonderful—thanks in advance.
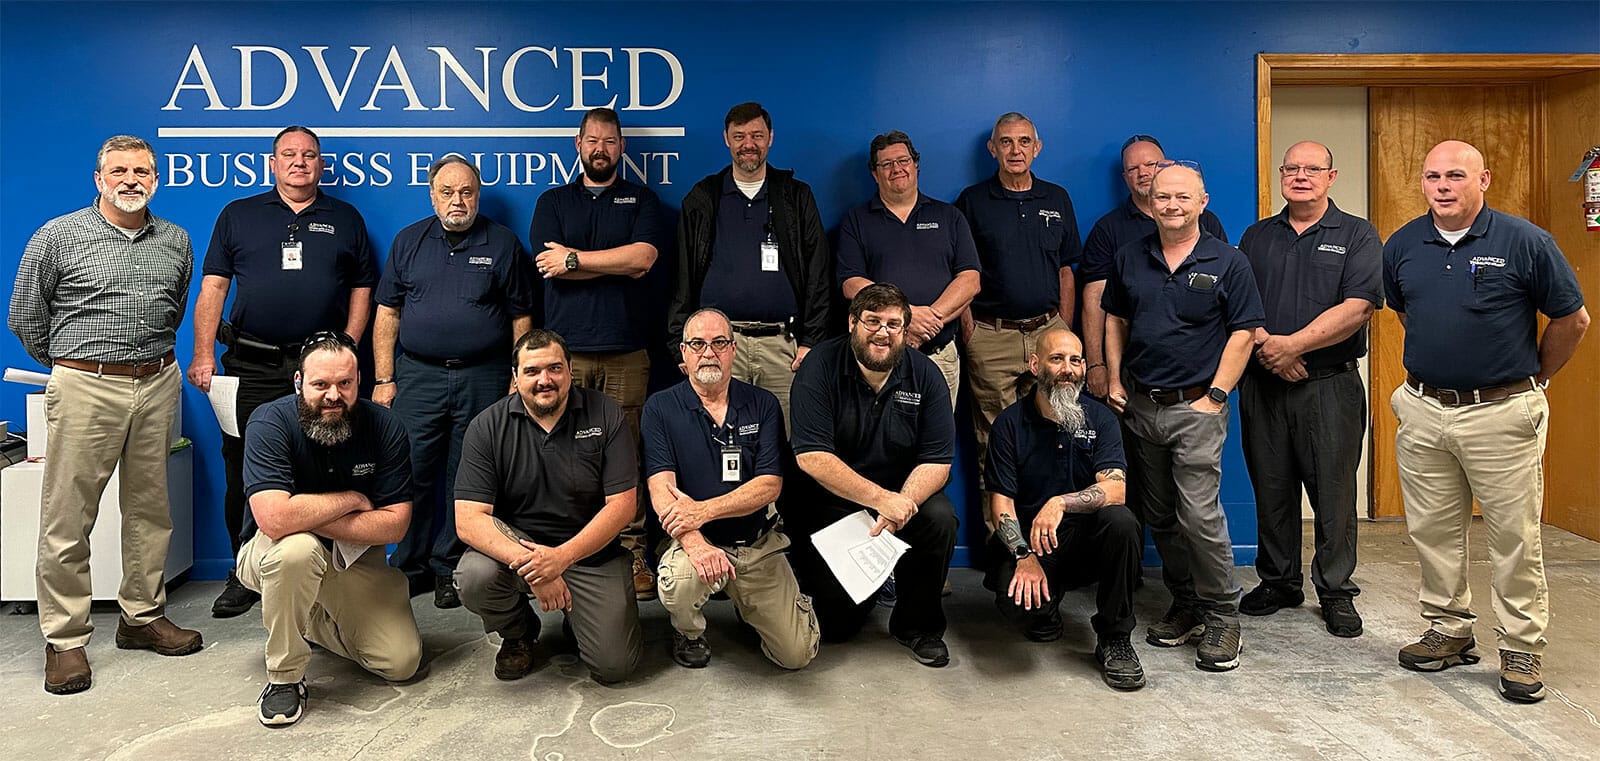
[1103,636,1138,662]
[1201,623,1237,649]
[1418,629,1451,650]
[1502,651,1539,675]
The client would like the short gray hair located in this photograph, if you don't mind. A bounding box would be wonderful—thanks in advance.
[97,135,156,173]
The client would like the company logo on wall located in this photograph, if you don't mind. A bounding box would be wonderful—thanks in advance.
[157,44,686,190]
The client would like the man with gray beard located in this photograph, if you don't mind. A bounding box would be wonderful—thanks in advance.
[236,332,422,727]
[984,327,1144,690]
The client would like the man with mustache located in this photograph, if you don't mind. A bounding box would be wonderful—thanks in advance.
[984,327,1143,690]
[529,107,665,601]
[1384,140,1588,703]
[642,308,819,670]
[836,130,981,407]
[1236,142,1381,638]
[11,134,199,695]
[235,333,422,727]
[453,330,643,685]
[190,125,379,620]
[372,155,537,609]
[1103,162,1264,672]
[670,102,833,429]
[787,284,959,667]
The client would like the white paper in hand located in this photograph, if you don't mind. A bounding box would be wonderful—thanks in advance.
[333,541,371,571]
[207,375,242,437]
[810,510,911,604]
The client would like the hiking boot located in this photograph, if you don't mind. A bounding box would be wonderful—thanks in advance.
[433,576,461,609]
[43,645,91,695]
[1146,604,1204,647]
[1320,598,1363,638]
[895,634,950,668]
[671,631,712,669]
[1398,630,1479,672]
[115,616,202,656]
[1195,619,1243,672]
[632,554,657,601]
[1498,650,1545,703]
[1095,635,1147,691]
[1240,584,1304,616]
[211,571,259,618]
[1023,610,1064,643]
[494,628,540,680]
[258,680,306,727]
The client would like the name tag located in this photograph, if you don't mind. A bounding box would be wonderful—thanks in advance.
[760,241,780,272]
[721,446,742,483]
[281,241,303,271]
[1316,244,1346,254]
[468,256,494,266]
[915,222,939,231]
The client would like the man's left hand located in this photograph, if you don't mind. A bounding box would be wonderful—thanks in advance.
[513,540,572,587]
[659,484,714,537]
[534,243,572,279]
[530,576,572,612]
[1255,334,1303,373]
[790,345,810,372]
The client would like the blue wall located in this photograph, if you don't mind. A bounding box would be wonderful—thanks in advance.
[3,2,1596,579]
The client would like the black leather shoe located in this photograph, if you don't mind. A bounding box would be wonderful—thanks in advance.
[671,632,711,668]
[434,576,461,609]
[1320,597,1364,638]
[1240,584,1304,616]
[211,572,260,619]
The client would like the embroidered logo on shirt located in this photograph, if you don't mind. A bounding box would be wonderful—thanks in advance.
[468,256,494,266]
[892,390,922,407]
[1072,428,1098,445]
[613,197,637,205]
[575,427,604,439]
[738,423,760,436]
[1038,209,1062,223]
[307,222,336,235]
[915,222,939,230]
[351,463,375,476]
[1316,244,1346,254]
[1469,256,1507,268]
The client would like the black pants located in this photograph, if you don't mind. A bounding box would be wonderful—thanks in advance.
[986,504,1141,638]
[220,346,298,556]
[1238,368,1364,600]
[790,492,958,643]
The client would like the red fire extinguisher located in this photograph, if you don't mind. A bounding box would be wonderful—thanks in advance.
[1584,147,1600,232]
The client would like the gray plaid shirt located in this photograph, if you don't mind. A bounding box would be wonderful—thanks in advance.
[8,200,193,365]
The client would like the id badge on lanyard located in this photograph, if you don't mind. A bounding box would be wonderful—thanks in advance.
[721,445,742,483]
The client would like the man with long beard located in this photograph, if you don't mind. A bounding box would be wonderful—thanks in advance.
[983,327,1143,690]
[787,284,958,667]
[235,333,422,727]
[528,107,665,600]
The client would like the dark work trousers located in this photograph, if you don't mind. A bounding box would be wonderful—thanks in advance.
[790,491,958,643]
[220,346,299,555]
[986,504,1142,638]
[388,353,511,581]
[1238,367,1364,601]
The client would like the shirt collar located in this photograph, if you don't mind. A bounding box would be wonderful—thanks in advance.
[426,215,490,248]
[264,189,329,213]
[721,171,768,200]
[1272,199,1345,231]
[985,173,1047,200]
[87,198,156,234]
[867,191,932,217]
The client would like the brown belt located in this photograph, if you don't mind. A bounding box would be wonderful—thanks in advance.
[972,309,1056,332]
[1131,381,1208,406]
[54,350,176,379]
[1406,374,1535,408]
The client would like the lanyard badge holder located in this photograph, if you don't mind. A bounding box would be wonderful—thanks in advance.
[282,222,303,271]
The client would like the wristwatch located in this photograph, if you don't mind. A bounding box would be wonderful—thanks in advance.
[564,250,580,271]
[1206,387,1228,404]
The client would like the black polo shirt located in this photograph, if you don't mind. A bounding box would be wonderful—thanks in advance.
[527,177,665,352]
[1237,201,1383,371]
[1081,195,1227,284]
[835,193,980,352]
[790,335,955,500]
[240,396,413,545]
[984,393,1125,525]
[454,386,637,566]
[1102,232,1266,388]
[1383,206,1585,390]
[376,215,537,362]
[641,379,784,547]
[955,173,1082,318]
[700,175,797,323]
[203,189,378,344]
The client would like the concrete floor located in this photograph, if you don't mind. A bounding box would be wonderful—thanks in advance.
[3,520,1598,761]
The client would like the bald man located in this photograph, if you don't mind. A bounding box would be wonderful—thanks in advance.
[1103,163,1264,673]
[1383,140,1588,703]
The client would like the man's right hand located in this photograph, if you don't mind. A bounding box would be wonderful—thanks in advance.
[870,492,919,536]
[373,383,396,408]
[682,537,736,587]
[530,576,572,612]
[1008,555,1051,611]
[1085,365,1109,398]
[187,356,216,393]
[1106,381,1129,415]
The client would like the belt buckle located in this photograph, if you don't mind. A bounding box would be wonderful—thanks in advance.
[443,358,464,369]
[1146,388,1167,404]
[1438,387,1463,406]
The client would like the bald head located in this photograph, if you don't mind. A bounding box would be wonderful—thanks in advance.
[1421,140,1491,230]
[1150,164,1208,238]
[1280,141,1337,207]
[1033,326,1082,360]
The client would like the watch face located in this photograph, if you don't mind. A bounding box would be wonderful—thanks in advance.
[565,252,579,270]
[1207,387,1228,404]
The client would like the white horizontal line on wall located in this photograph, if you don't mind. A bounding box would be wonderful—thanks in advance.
[156,126,686,138]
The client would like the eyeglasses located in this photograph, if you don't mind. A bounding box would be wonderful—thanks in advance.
[682,337,734,354]
[1157,159,1203,173]
[1120,134,1162,152]
[301,330,356,353]
[1279,164,1331,177]
[874,156,915,172]
[857,317,905,335]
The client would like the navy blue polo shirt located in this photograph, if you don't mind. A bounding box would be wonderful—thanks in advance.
[376,215,537,362]
[203,189,378,344]
[1383,206,1584,389]
[454,387,637,566]
[527,177,664,352]
[1238,201,1383,371]
[835,193,980,352]
[790,335,955,500]
[700,175,797,323]
[954,173,1082,318]
[1102,233,1266,388]
[240,396,413,545]
[1081,196,1227,284]
[641,379,785,547]
[984,393,1125,525]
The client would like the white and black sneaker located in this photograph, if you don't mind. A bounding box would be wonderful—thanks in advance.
[258,680,307,727]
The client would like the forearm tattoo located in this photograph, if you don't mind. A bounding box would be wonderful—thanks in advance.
[492,516,522,544]
[1098,469,1126,482]
[997,515,1030,558]
[1062,485,1108,514]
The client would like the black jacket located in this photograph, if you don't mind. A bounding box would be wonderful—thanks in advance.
[669,166,833,355]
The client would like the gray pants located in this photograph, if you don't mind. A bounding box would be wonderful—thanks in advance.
[455,549,642,683]
[1124,392,1241,620]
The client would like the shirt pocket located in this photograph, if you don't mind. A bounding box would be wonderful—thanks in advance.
[567,438,606,501]
[1174,282,1221,324]
[1466,267,1513,312]
[457,266,495,304]
[881,403,921,458]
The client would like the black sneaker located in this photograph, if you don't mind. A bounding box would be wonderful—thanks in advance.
[671,632,712,668]
[1239,584,1304,616]
[212,572,260,619]
[1146,604,1205,647]
[1095,635,1147,691]
[1195,619,1243,672]
[1023,610,1064,643]
[875,576,898,608]
[258,680,306,727]
[433,576,461,609]
[895,634,950,668]
[1320,598,1363,638]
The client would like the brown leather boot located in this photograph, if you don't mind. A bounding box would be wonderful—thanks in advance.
[494,629,540,681]
[44,645,92,694]
[115,616,203,656]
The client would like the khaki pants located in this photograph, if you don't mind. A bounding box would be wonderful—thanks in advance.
[236,531,422,684]
[657,530,819,669]
[924,341,961,411]
[731,329,798,433]
[38,363,179,649]
[1391,385,1550,654]
[571,349,650,556]
[963,314,1066,487]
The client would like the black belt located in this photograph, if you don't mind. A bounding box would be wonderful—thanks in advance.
[972,309,1057,332]
[404,349,501,369]
[731,321,788,338]
[1406,374,1536,408]
[1131,381,1207,406]
[1304,360,1359,381]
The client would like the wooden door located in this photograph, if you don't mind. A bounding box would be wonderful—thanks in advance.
[1366,85,1536,518]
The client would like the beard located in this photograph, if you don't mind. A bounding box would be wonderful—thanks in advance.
[298,395,355,447]
[850,331,904,373]
[524,382,565,417]
[1041,369,1087,432]
[581,151,618,184]
[438,209,477,232]
[733,150,764,175]
[693,364,724,385]
[98,178,155,214]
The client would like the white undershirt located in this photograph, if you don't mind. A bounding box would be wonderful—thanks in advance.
[735,178,764,200]
[111,223,142,240]
[1435,225,1469,246]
